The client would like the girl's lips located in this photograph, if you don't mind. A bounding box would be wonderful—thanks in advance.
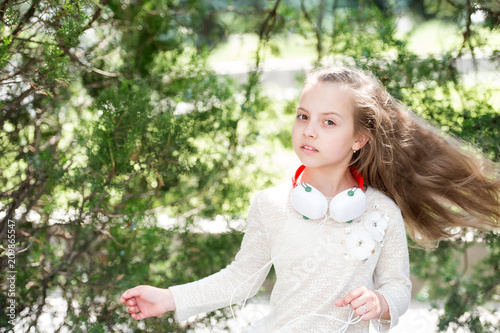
[301,145,318,153]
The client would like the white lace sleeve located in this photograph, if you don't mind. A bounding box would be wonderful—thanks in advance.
[169,192,272,322]
[372,204,412,332]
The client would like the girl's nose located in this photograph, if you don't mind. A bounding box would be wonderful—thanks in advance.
[303,123,317,138]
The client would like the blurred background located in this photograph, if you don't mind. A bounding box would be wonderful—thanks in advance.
[1,0,499,332]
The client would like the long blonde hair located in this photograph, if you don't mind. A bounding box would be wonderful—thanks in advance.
[307,66,500,244]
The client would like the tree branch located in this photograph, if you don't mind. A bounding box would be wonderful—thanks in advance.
[11,0,40,37]
[0,86,35,129]
[458,0,473,57]
[301,0,322,64]
[254,0,282,69]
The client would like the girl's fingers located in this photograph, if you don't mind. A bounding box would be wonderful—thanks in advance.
[335,286,364,308]
[349,295,367,310]
[131,312,145,320]
[127,298,136,307]
[333,299,344,307]
[121,286,143,302]
[358,308,376,320]
[334,286,384,321]
[355,304,368,317]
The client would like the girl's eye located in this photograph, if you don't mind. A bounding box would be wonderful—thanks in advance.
[324,119,336,126]
[297,114,308,121]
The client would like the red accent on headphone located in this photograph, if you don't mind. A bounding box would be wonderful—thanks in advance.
[292,165,306,188]
[349,165,364,190]
[292,165,364,189]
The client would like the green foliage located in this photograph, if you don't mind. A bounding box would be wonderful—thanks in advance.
[1,0,274,331]
[0,34,12,68]
[1,0,499,332]
[410,232,500,332]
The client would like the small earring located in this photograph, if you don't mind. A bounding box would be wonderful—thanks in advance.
[353,150,357,154]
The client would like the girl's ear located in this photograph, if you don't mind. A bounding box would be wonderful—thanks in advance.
[352,133,370,151]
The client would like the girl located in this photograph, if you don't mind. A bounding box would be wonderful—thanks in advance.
[120,66,500,332]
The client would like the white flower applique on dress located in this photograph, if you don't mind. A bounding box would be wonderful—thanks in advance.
[343,205,388,261]
[345,230,376,261]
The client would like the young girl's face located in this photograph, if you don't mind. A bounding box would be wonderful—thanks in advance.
[292,81,365,172]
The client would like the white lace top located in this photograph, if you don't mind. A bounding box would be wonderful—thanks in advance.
[169,183,411,332]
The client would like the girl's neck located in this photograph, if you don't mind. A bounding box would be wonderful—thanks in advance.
[300,166,357,197]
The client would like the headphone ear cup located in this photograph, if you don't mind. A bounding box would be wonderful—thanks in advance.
[329,189,367,223]
[291,184,328,220]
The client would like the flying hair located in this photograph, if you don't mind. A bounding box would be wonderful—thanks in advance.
[306,66,500,245]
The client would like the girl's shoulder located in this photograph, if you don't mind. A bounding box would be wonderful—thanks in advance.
[365,186,402,217]
[251,182,291,212]
[245,183,291,229]
[254,182,291,203]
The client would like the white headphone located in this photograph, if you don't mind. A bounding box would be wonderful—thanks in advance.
[291,165,367,222]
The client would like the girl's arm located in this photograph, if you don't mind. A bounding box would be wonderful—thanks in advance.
[121,192,272,322]
[168,192,272,321]
[370,203,412,330]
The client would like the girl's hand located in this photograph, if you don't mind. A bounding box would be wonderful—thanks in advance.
[334,286,389,321]
[120,285,176,320]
